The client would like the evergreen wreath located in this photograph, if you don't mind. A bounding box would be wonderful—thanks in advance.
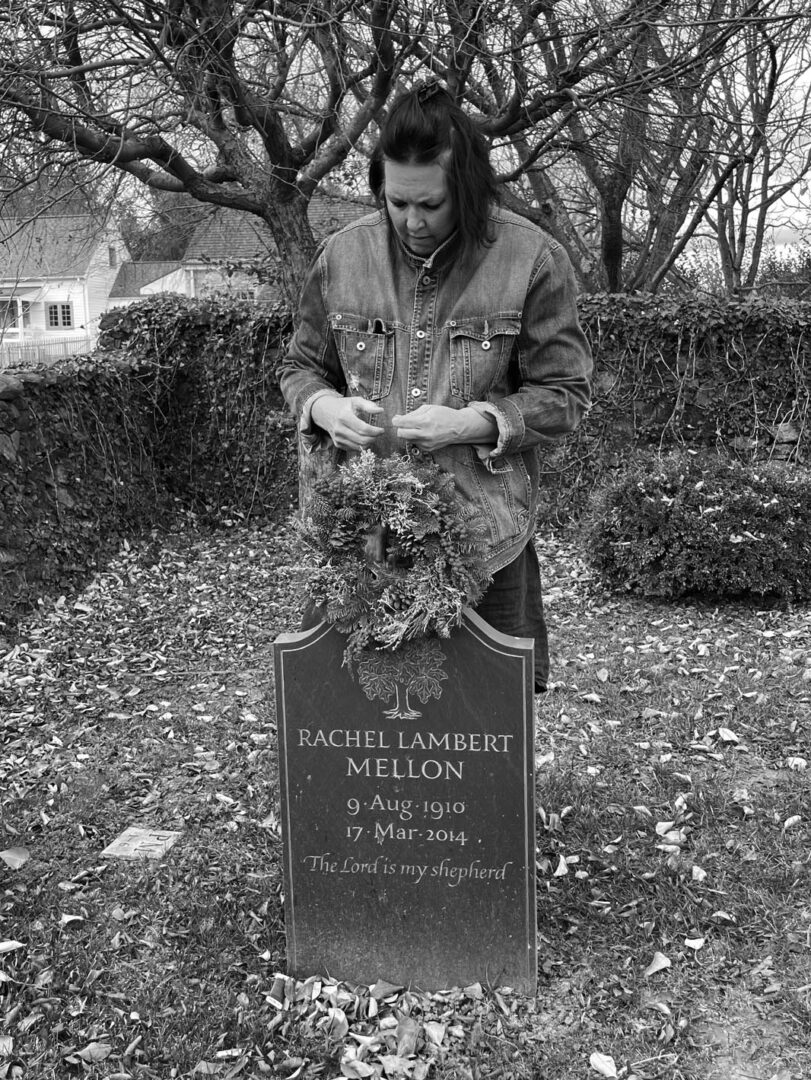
[298,450,492,662]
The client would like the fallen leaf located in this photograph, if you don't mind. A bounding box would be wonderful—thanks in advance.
[340,1057,376,1079]
[553,854,569,877]
[0,848,29,870]
[0,941,24,955]
[423,1021,446,1046]
[380,1054,415,1077]
[691,865,707,883]
[78,1042,112,1063]
[590,1051,618,1077]
[59,914,84,929]
[319,1006,349,1041]
[684,936,706,951]
[275,1058,305,1076]
[370,979,403,1000]
[783,815,802,831]
[712,910,736,923]
[716,726,740,743]
[396,1012,421,1056]
[0,1036,13,1056]
[786,757,807,771]
[643,951,671,977]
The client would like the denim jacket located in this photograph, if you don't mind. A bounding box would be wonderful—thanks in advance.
[280,206,592,572]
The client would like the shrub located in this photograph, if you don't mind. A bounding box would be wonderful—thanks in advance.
[580,450,811,601]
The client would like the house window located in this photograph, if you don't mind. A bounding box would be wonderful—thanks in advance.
[47,303,73,328]
[0,298,19,329]
[109,246,117,268]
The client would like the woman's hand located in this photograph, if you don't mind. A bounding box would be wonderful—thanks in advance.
[392,404,497,451]
[311,395,384,450]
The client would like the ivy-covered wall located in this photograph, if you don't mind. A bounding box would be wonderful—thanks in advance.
[540,294,811,521]
[0,359,168,632]
[96,293,298,518]
[3,292,810,627]
[582,294,809,450]
[1,295,297,631]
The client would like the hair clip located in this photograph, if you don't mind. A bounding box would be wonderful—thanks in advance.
[415,79,444,103]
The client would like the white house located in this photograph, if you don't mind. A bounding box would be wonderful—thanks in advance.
[107,194,373,305]
[0,215,130,367]
[0,197,372,367]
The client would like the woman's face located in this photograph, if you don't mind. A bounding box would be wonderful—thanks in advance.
[383,157,457,257]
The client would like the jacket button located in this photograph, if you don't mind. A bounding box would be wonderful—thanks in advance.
[481,340,491,350]
[411,387,422,397]
[416,330,426,339]
[356,341,366,351]
[422,276,432,284]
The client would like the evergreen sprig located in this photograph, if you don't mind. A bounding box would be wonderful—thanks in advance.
[298,451,491,662]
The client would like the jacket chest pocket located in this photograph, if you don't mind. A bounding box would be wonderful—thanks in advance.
[448,317,521,402]
[331,314,395,401]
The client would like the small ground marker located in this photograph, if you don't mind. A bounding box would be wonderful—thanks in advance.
[101,826,183,860]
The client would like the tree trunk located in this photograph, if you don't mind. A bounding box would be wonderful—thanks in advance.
[261,191,317,307]
[602,195,625,293]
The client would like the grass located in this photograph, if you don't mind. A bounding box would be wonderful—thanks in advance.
[1,521,810,1079]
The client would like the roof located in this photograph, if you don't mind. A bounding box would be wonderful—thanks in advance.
[182,192,373,263]
[0,215,112,280]
[109,261,182,298]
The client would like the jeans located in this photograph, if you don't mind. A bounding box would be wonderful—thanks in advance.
[473,541,548,692]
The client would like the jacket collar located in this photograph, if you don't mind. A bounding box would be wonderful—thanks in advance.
[386,216,460,274]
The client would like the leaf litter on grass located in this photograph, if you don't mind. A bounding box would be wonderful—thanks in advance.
[0,523,809,1079]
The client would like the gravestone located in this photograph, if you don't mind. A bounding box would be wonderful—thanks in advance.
[273,609,537,993]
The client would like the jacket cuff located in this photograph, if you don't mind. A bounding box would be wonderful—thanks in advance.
[298,387,342,452]
[468,400,525,468]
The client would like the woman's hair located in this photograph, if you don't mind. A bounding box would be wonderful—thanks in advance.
[369,82,499,256]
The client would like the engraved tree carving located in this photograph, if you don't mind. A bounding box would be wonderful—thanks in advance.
[357,639,448,720]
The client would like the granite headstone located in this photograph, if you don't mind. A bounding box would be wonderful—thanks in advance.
[273,608,536,993]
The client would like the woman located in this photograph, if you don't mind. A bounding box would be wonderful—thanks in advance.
[279,83,592,691]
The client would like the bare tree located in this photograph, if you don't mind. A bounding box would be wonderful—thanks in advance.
[2,0,810,300]
[494,0,811,292]
[1,0,409,300]
[702,13,811,292]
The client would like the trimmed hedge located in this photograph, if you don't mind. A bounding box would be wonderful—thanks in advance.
[581,450,811,601]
